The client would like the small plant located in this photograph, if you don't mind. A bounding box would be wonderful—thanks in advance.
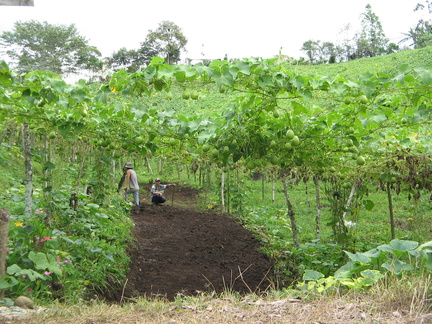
[298,239,432,293]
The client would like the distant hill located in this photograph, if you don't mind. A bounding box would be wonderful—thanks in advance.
[289,46,432,78]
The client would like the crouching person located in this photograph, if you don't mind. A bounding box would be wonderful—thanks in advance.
[150,178,176,205]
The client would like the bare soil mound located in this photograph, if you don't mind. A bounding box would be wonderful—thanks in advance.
[118,185,274,301]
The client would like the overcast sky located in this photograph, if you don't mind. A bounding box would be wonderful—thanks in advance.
[0,0,426,62]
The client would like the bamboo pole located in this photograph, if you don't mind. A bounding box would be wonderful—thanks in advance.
[314,177,321,241]
[22,122,33,217]
[387,182,395,239]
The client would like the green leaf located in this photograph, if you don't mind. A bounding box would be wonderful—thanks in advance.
[414,67,432,85]
[148,56,165,66]
[389,239,419,252]
[29,251,50,269]
[70,88,87,102]
[363,199,375,211]
[94,86,110,103]
[334,261,355,278]
[422,250,432,270]
[382,260,413,274]
[329,82,346,97]
[43,161,56,171]
[416,241,432,252]
[0,277,18,289]
[28,251,62,275]
[235,61,251,75]
[258,75,274,89]
[0,62,13,86]
[303,269,324,281]
[157,68,174,80]
[47,77,66,93]
[144,66,157,80]
[6,264,23,275]
[360,269,384,280]
[344,251,371,264]
[209,68,234,88]
[17,269,45,281]
[363,248,381,259]
[369,113,387,125]
[300,88,313,101]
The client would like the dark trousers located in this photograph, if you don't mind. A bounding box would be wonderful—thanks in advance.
[152,194,166,204]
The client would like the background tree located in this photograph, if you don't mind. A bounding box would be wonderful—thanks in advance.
[401,1,432,48]
[0,20,102,76]
[137,20,187,65]
[321,41,338,63]
[301,40,320,64]
[337,24,356,62]
[352,4,390,58]
[301,40,339,64]
[107,47,141,72]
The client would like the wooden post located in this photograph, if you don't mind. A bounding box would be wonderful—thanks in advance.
[22,122,33,217]
[171,186,175,206]
[0,208,10,299]
[387,182,395,239]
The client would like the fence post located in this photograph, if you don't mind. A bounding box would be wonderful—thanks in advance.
[0,208,10,299]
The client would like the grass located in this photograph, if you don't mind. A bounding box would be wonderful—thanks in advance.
[19,276,432,323]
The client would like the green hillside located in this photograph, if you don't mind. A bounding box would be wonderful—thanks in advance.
[289,46,432,78]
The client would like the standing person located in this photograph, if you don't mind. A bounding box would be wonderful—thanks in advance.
[150,178,176,205]
[123,162,140,206]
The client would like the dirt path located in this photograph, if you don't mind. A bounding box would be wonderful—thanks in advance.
[118,184,274,301]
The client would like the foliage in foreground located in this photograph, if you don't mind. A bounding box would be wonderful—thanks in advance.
[1,180,134,301]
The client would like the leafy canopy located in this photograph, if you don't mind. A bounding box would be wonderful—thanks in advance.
[138,20,187,66]
[0,20,102,76]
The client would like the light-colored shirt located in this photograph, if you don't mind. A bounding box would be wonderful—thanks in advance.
[150,184,167,194]
[127,169,139,190]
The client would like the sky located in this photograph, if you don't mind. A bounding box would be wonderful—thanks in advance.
[0,0,426,63]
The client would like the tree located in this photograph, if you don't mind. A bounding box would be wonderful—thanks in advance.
[401,1,432,48]
[0,20,102,76]
[107,47,141,72]
[137,21,187,65]
[301,40,339,64]
[301,40,319,64]
[353,4,390,58]
[337,24,356,62]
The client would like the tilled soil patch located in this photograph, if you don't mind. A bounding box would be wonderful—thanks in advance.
[118,185,274,300]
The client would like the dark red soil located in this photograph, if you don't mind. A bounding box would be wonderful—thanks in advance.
[120,185,274,301]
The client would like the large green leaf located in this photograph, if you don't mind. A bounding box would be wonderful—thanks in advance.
[303,269,324,281]
[344,251,371,264]
[382,260,413,274]
[28,251,62,276]
[389,239,419,252]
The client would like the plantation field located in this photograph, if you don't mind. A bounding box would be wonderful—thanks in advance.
[1,47,432,322]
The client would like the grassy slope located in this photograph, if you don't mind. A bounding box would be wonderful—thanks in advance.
[289,46,432,78]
